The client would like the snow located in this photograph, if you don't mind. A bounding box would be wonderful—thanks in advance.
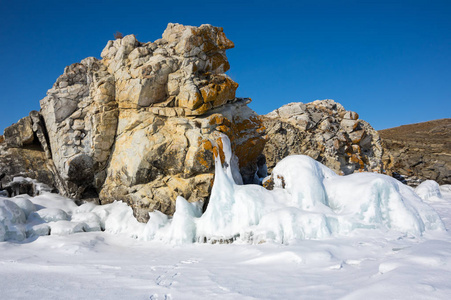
[415,180,443,201]
[1,136,451,298]
[1,226,451,299]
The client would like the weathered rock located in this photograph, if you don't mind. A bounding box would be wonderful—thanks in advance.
[0,145,54,189]
[3,116,35,148]
[40,57,118,199]
[0,110,56,191]
[0,23,266,222]
[99,24,263,221]
[379,118,451,185]
[263,100,390,175]
[99,98,265,221]
[100,23,238,115]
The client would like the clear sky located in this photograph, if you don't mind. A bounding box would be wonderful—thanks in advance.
[0,0,450,134]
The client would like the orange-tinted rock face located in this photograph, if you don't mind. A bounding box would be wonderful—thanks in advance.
[200,76,239,107]
[204,107,267,183]
[100,23,239,116]
[229,116,267,177]
[97,97,265,221]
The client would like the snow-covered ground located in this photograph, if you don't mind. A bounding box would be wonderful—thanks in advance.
[1,139,451,299]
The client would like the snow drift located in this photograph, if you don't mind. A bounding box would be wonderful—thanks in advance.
[0,136,445,244]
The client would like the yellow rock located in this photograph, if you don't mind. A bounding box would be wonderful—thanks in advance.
[177,88,203,110]
[200,76,238,107]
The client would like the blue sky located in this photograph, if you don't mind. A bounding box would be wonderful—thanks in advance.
[0,0,450,133]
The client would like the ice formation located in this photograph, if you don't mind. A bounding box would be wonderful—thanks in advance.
[415,180,443,201]
[0,136,446,244]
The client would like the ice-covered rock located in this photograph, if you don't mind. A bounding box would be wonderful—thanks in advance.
[9,196,36,218]
[26,223,50,237]
[155,136,445,244]
[1,177,54,198]
[0,198,27,241]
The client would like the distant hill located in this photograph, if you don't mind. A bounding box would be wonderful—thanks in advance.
[379,119,451,185]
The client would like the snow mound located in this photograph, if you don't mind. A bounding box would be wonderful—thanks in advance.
[71,212,102,232]
[440,185,451,200]
[415,180,443,201]
[0,193,147,241]
[32,208,69,222]
[271,155,337,210]
[49,220,85,236]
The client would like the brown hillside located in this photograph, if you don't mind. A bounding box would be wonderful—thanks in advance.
[379,119,451,185]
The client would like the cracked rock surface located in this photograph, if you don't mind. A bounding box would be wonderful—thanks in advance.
[262,100,391,175]
[1,23,266,222]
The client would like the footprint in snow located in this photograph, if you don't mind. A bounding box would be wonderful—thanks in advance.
[156,272,180,287]
[154,258,199,288]
[180,259,199,264]
[149,294,172,300]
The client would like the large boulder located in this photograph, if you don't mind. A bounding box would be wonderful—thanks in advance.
[95,23,265,221]
[262,100,391,175]
[14,23,266,222]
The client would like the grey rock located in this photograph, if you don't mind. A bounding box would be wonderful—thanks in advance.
[263,100,390,176]
[3,116,34,148]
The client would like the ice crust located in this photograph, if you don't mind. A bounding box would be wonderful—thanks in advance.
[0,136,445,243]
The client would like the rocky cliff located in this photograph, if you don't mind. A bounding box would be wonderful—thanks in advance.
[262,100,391,175]
[379,119,451,185]
[0,23,266,222]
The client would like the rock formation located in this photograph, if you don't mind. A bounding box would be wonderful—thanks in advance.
[0,113,55,193]
[1,23,266,222]
[379,119,451,185]
[262,100,391,175]
[5,22,445,224]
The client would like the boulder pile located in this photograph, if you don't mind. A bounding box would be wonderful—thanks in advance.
[262,100,391,175]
